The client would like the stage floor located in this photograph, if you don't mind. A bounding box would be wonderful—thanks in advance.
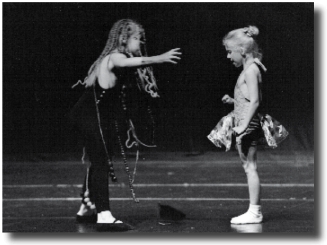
[2,150,315,233]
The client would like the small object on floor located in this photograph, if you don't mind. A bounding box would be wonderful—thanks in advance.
[158,203,186,222]
[158,221,171,226]
[96,220,133,232]
[76,213,97,224]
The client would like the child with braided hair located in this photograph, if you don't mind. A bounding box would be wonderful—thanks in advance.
[221,25,266,224]
[69,19,181,231]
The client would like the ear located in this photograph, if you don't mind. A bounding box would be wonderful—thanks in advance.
[240,47,246,56]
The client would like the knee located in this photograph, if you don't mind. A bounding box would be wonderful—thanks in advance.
[242,161,257,175]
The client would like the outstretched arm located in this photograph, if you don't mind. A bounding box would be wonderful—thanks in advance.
[111,48,181,68]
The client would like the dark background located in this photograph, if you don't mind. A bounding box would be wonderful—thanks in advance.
[2,2,313,155]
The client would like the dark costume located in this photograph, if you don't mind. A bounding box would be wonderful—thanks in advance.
[69,61,156,211]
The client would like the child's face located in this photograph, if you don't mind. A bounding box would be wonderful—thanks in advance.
[127,32,142,56]
[225,44,243,68]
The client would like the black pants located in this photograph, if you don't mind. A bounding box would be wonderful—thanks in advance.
[70,90,119,213]
[82,127,112,212]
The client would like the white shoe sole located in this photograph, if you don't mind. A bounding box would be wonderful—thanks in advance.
[230,213,263,224]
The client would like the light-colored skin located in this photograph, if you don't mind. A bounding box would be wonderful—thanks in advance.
[79,30,182,224]
[98,32,181,89]
[222,43,262,205]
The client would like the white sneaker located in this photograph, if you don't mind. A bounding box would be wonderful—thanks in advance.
[97,211,123,224]
[230,211,263,224]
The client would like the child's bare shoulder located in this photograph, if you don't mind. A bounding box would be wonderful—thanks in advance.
[245,63,260,76]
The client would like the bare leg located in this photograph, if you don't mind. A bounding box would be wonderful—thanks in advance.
[238,144,261,205]
[230,143,262,224]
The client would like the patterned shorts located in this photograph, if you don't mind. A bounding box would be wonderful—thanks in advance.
[235,116,263,146]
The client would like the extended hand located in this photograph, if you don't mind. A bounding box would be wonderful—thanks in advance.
[222,94,234,104]
[232,125,247,135]
[159,48,182,64]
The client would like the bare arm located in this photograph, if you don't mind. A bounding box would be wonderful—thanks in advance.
[111,48,181,68]
[242,69,260,127]
[233,67,260,134]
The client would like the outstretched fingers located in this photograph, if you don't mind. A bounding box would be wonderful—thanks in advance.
[170,56,181,64]
[171,48,181,52]
[169,48,182,64]
[171,48,182,56]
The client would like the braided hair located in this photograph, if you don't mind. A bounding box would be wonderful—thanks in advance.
[83,19,146,87]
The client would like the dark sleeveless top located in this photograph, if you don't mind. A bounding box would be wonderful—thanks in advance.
[69,64,155,147]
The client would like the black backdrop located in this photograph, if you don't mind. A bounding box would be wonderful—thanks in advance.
[2,2,314,155]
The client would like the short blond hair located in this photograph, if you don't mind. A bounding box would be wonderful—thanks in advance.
[223,25,263,60]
